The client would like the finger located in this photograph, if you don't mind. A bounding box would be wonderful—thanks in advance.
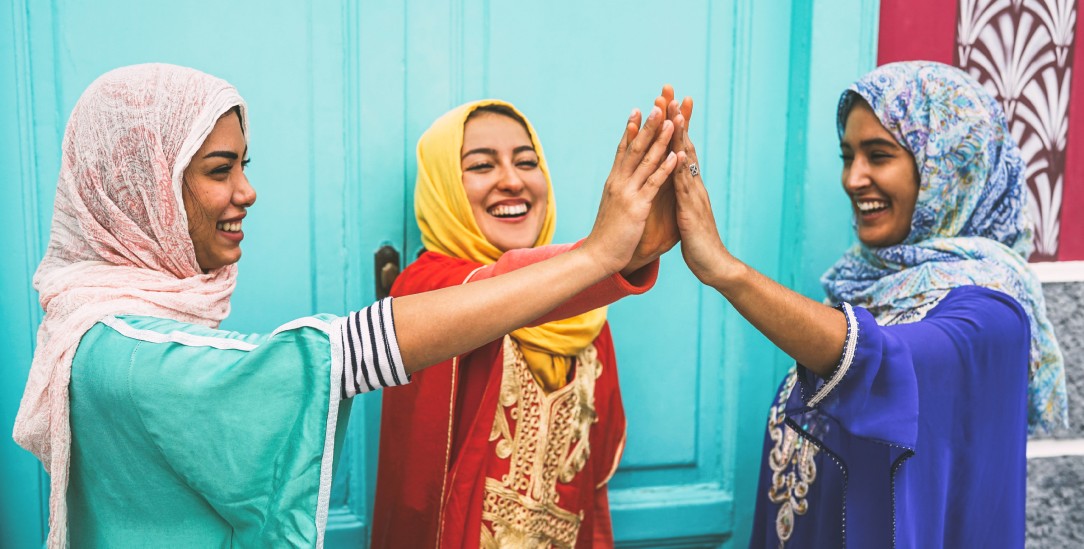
[627,109,643,149]
[671,114,687,154]
[654,95,667,114]
[632,119,675,184]
[674,150,706,192]
[673,150,708,221]
[640,151,679,199]
[621,106,664,174]
[660,84,675,107]
[666,99,680,123]
[685,128,700,166]
[680,96,694,128]
[615,108,641,157]
[673,120,699,168]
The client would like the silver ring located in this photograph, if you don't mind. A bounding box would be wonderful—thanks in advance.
[689,163,700,177]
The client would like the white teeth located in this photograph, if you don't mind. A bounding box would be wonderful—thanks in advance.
[856,201,888,213]
[217,221,242,232]
[488,203,529,218]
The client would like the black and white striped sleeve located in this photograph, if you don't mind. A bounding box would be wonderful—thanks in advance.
[338,297,410,399]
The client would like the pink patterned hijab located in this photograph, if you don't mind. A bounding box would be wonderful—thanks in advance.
[13,63,246,547]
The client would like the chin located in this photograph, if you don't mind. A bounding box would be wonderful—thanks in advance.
[492,240,534,252]
[484,229,541,253]
[215,252,243,270]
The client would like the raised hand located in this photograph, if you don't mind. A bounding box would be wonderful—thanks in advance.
[582,106,678,276]
[622,86,695,275]
[670,116,736,288]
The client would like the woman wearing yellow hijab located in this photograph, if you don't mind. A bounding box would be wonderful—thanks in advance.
[371,97,683,548]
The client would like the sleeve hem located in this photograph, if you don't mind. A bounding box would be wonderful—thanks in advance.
[612,259,660,295]
[806,302,859,407]
[339,297,411,399]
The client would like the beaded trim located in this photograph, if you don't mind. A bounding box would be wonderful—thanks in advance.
[808,303,858,407]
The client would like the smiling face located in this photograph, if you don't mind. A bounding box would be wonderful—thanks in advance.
[460,110,549,252]
[839,100,920,247]
[182,109,255,271]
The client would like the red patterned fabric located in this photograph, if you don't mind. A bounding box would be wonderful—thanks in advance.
[371,250,647,548]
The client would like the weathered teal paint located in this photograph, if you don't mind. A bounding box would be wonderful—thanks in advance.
[0,1,878,546]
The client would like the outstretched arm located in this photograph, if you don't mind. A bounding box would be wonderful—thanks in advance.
[670,119,847,377]
[395,105,678,374]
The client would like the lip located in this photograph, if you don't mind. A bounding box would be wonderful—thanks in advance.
[486,199,531,223]
[217,212,246,243]
[219,212,246,223]
[853,197,890,220]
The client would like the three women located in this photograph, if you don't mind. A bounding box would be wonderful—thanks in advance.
[16,59,1062,547]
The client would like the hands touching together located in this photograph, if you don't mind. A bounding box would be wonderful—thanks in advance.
[586,84,733,286]
[589,85,849,378]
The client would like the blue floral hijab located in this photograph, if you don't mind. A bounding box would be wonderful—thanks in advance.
[822,61,1066,432]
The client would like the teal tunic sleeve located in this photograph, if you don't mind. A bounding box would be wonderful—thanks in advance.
[67,310,398,548]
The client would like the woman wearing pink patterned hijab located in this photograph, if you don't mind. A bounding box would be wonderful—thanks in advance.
[13,63,680,546]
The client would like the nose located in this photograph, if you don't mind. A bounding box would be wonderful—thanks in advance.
[495,162,526,193]
[842,156,871,194]
[234,172,257,207]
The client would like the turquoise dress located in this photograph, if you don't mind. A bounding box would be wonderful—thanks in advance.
[66,307,402,547]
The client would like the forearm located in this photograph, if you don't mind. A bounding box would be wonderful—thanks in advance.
[392,247,611,374]
[469,244,658,325]
[711,259,847,377]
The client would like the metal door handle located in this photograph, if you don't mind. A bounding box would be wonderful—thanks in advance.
[374,245,400,299]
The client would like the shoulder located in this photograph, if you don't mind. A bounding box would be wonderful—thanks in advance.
[82,314,340,358]
[926,285,1029,331]
[893,285,1030,359]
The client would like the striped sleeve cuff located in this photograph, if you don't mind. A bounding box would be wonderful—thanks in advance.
[339,297,410,399]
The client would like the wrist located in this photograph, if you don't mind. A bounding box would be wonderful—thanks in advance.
[573,243,619,281]
[706,253,748,294]
[621,253,653,278]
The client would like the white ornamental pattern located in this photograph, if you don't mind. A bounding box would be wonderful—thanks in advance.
[956,0,1078,259]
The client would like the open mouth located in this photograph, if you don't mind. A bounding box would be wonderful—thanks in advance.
[487,202,530,219]
[855,199,889,215]
[216,220,243,233]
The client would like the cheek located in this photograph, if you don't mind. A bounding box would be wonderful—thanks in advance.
[525,174,548,206]
[181,187,205,233]
[461,176,492,212]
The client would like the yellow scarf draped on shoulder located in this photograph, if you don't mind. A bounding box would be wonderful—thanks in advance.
[414,99,606,392]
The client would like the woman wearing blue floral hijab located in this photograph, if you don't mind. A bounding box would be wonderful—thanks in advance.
[670,61,1065,547]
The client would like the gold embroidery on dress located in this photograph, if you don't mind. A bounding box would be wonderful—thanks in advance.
[767,369,819,545]
[481,336,600,549]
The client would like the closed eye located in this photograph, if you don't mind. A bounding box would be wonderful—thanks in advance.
[465,162,494,172]
[209,164,233,175]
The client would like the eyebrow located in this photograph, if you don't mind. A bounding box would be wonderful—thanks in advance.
[841,138,901,150]
[203,146,249,160]
[204,151,238,160]
[461,145,536,160]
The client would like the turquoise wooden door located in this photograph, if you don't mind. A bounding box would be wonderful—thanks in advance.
[1,1,878,547]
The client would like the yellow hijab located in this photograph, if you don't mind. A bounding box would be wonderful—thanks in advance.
[415,99,607,392]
